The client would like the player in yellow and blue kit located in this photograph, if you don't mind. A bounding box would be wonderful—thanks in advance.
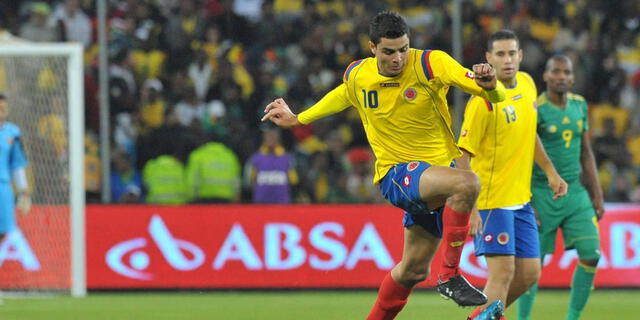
[0,94,31,242]
[457,30,568,320]
[263,11,507,320]
[517,56,605,320]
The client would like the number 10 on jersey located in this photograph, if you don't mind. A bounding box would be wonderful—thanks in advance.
[362,89,379,109]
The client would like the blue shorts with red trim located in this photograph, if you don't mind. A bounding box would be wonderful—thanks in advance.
[473,203,540,258]
[379,161,443,238]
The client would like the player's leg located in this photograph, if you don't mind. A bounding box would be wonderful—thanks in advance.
[417,166,478,278]
[416,165,490,306]
[366,222,440,320]
[377,162,485,307]
[517,184,562,320]
[0,184,15,306]
[506,258,540,306]
[562,187,601,320]
[506,204,541,306]
[467,207,517,319]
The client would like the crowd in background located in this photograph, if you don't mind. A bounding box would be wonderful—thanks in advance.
[0,0,639,204]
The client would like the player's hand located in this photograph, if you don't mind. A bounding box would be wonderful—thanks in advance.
[593,197,605,221]
[468,208,482,236]
[261,98,301,128]
[472,63,497,91]
[17,192,31,216]
[548,174,568,200]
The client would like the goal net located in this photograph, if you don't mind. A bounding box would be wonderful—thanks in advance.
[0,42,85,297]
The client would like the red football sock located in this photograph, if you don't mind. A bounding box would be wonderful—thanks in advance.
[439,205,470,281]
[499,316,506,320]
[366,272,411,320]
[468,307,482,319]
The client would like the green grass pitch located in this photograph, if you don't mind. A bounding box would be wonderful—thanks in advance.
[1,289,636,319]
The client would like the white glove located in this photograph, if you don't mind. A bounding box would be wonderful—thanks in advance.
[17,192,31,216]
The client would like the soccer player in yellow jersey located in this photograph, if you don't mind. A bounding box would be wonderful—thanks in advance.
[457,30,568,320]
[263,11,508,320]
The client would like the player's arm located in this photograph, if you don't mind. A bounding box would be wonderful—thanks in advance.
[262,84,351,128]
[13,167,31,215]
[430,50,506,103]
[581,130,605,220]
[534,134,568,200]
[10,135,30,215]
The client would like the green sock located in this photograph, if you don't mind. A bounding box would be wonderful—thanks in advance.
[517,282,538,320]
[566,262,597,320]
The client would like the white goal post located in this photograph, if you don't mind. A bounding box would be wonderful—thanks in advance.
[0,42,85,297]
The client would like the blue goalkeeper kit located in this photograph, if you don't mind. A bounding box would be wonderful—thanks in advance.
[0,122,28,234]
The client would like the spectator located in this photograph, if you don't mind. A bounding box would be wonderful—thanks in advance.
[186,137,241,203]
[143,151,188,205]
[50,0,92,47]
[246,126,298,203]
[19,2,60,42]
[111,149,143,203]
[138,78,166,135]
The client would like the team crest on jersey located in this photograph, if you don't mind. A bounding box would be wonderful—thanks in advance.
[404,88,417,101]
[403,175,411,187]
[407,161,420,172]
[497,232,510,245]
[484,234,493,242]
[465,71,475,79]
[548,125,557,133]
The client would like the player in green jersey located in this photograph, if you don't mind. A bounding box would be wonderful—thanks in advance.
[517,55,605,320]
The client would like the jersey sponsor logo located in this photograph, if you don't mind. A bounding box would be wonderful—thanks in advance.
[465,71,475,79]
[380,82,400,87]
[404,88,417,101]
[403,175,411,187]
[511,94,522,101]
[497,232,509,245]
[407,161,420,172]
[484,234,493,242]
[548,125,557,133]
[256,171,288,185]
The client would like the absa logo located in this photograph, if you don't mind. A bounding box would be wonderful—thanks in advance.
[106,215,205,280]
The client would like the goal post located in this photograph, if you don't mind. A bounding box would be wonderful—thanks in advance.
[0,42,85,297]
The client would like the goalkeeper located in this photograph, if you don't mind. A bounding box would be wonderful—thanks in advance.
[0,94,31,243]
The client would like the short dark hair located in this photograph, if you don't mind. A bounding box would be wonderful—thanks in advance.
[545,54,572,72]
[369,11,409,45]
[487,29,519,52]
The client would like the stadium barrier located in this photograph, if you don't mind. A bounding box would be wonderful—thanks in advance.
[1,204,639,289]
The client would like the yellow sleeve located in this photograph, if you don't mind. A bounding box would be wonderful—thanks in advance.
[428,50,506,103]
[297,83,351,124]
[457,96,492,156]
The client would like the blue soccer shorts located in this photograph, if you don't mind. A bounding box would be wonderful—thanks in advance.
[379,161,444,238]
[473,203,540,258]
[0,182,16,234]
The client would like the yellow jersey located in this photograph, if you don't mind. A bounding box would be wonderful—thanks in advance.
[298,48,506,183]
[458,72,538,209]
